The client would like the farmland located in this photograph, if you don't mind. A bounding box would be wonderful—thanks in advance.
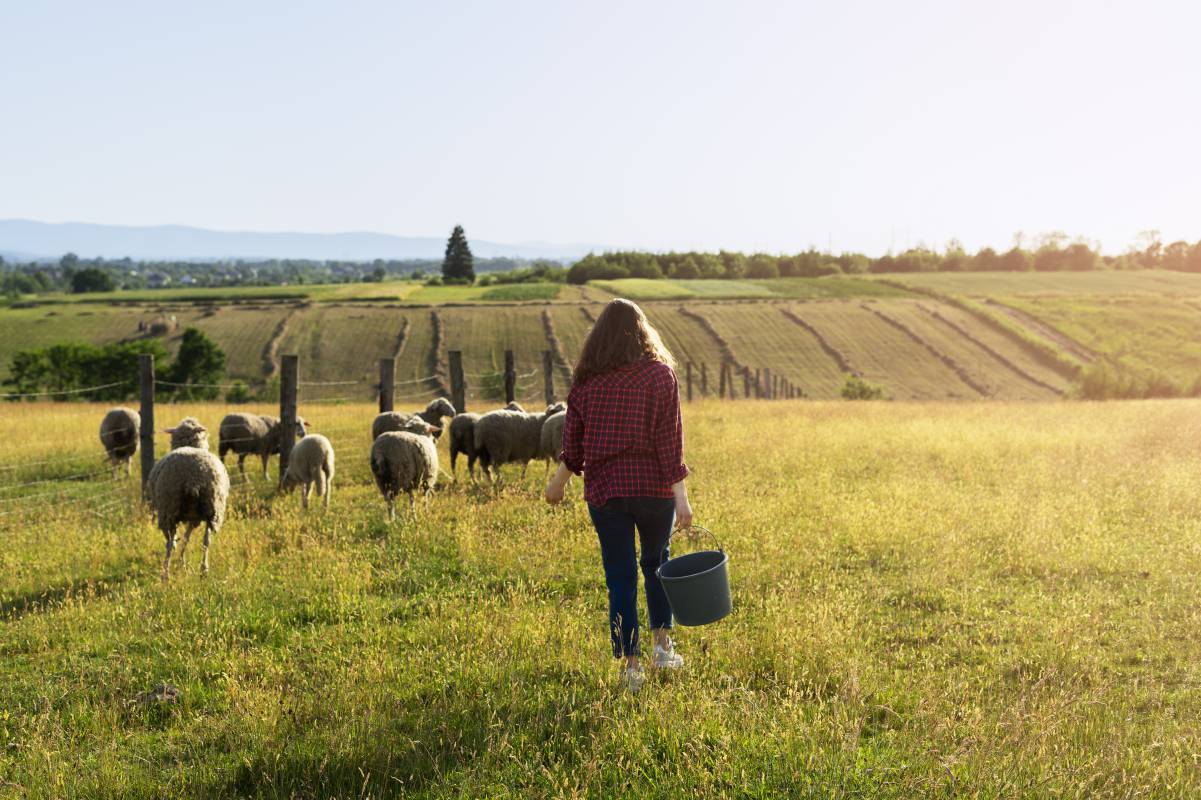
[3,400,1201,797]
[2,272,1201,401]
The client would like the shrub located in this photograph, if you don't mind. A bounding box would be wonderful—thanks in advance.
[225,380,253,403]
[841,374,887,400]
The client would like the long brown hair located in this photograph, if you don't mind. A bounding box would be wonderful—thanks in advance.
[573,299,675,385]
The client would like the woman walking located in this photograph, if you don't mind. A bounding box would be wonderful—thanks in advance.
[544,299,693,692]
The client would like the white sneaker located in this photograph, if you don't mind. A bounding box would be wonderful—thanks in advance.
[623,666,646,693]
[652,643,684,669]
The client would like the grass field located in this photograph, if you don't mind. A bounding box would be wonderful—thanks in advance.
[5,272,1201,400]
[3,400,1201,797]
[879,269,1201,297]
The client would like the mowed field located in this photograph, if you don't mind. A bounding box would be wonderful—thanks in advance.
[5,271,1201,400]
[3,400,1201,796]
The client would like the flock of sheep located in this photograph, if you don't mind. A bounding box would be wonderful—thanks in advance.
[97,398,569,580]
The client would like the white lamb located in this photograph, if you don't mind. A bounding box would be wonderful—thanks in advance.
[280,433,335,511]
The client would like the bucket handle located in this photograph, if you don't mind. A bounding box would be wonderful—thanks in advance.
[663,524,724,565]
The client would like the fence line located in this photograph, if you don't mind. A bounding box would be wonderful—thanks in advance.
[0,380,130,399]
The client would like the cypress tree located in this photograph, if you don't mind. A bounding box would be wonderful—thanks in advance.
[442,225,475,283]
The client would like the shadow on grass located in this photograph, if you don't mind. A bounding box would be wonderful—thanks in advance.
[221,665,601,798]
[1,556,145,621]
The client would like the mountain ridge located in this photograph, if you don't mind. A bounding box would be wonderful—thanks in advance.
[0,219,605,262]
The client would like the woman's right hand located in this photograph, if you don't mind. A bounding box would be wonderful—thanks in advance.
[672,481,693,530]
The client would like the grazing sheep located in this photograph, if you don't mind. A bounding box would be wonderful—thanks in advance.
[538,409,567,477]
[99,407,140,478]
[372,398,456,441]
[147,418,230,581]
[167,417,209,450]
[280,433,335,511]
[448,402,530,481]
[218,413,308,480]
[370,417,441,521]
[474,402,566,481]
[448,412,481,480]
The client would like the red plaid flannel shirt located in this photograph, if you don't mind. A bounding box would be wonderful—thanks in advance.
[560,358,690,507]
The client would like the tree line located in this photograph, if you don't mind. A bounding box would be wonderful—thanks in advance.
[565,232,1201,283]
[4,328,228,401]
[0,250,556,298]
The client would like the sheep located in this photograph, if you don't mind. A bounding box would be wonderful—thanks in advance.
[370,416,441,521]
[372,397,456,441]
[448,413,481,480]
[448,401,529,481]
[167,417,209,450]
[280,433,335,511]
[99,407,140,478]
[538,409,567,477]
[147,418,230,581]
[474,402,566,482]
[218,413,308,480]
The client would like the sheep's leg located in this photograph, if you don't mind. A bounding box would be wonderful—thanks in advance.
[322,470,332,511]
[261,454,270,481]
[520,462,529,481]
[162,527,176,582]
[176,522,198,568]
[238,454,248,481]
[387,495,396,522]
[124,458,132,478]
[201,526,212,575]
[301,482,310,510]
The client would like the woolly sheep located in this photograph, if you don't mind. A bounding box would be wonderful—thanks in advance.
[372,398,456,441]
[167,417,209,450]
[218,413,308,480]
[538,409,567,476]
[99,407,140,478]
[370,416,441,521]
[147,418,230,581]
[280,433,335,511]
[448,401,529,481]
[474,402,566,481]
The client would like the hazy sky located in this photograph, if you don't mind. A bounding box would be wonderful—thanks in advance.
[2,1,1198,254]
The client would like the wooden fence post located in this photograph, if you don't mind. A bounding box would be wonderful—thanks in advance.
[139,354,155,501]
[754,368,762,399]
[449,350,466,413]
[700,363,708,397]
[686,362,693,402]
[763,368,772,400]
[543,350,555,405]
[743,367,751,399]
[719,362,727,399]
[773,374,780,399]
[504,350,516,404]
[279,354,298,486]
[379,358,394,413]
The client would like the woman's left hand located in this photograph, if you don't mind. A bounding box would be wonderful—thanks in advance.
[544,480,566,505]
[672,480,693,529]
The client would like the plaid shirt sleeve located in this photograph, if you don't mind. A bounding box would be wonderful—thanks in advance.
[651,367,689,485]
[560,383,586,475]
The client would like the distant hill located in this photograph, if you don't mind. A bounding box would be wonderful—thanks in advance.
[0,219,604,262]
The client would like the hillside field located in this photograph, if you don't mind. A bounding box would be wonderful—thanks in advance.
[3,272,1201,401]
[2,400,1201,797]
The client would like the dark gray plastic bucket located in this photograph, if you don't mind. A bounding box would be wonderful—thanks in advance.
[657,526,732,626]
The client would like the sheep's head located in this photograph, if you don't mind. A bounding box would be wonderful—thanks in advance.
[166,417,208,450]
[400,417,441,439]
[504,401,525,412]
[295,417,310,439]
[279,469,302,493]
[545,402,567,416]
[426,397,456,419]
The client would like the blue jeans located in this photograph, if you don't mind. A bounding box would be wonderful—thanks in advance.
[588,496,675,658]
